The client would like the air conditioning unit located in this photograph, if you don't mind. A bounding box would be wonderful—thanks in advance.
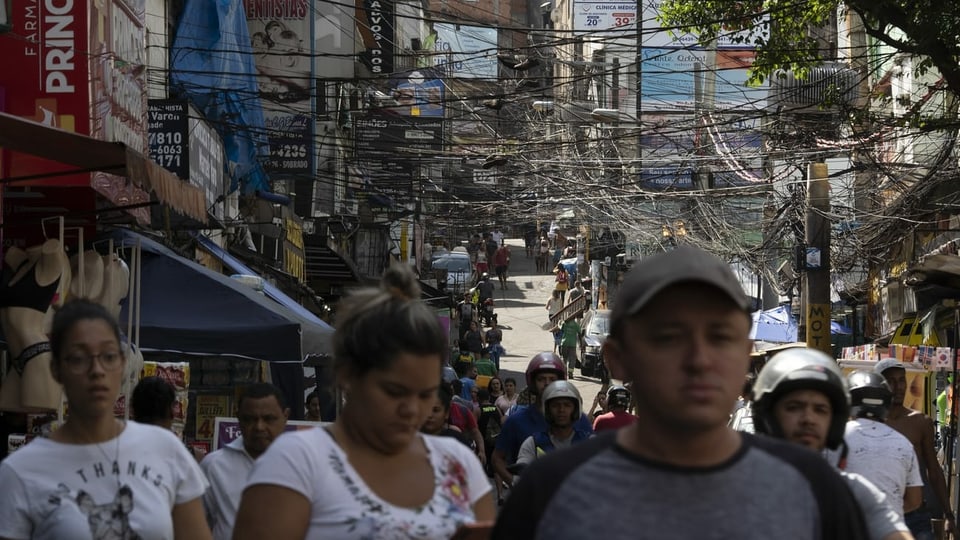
[768,63,862,113]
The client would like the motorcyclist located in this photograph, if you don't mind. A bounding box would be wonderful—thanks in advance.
[842,370,923,521]
[593,385,637,432]
[492,353,593,487]
[477,273,495,307]
[516,381,591,466]
[752,348,912,540]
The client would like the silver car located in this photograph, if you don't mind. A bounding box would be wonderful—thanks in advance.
[431,253,474,295]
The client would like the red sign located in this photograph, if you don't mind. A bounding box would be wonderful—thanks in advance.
[0,0,149,223]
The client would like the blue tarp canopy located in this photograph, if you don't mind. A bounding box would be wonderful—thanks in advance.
[751,305,852,343]
[112,229,305,363]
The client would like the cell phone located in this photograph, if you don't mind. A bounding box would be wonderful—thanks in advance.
[450,522,493,540]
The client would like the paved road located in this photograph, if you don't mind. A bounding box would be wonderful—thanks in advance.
[485,239,605,414]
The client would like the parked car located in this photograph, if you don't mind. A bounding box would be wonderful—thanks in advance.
[580,309,611,381]
[431,252,474,295]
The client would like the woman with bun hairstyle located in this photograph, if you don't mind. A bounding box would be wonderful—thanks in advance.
[234,264,494,539]
[0,299,210,540]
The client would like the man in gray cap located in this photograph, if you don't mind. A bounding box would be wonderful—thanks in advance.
[876,358,956,540]
[494,246,869,539]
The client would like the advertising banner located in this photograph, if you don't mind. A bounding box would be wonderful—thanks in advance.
[386,76,445,117]
[245,0,314,176]
[433,23,498,80]
[0,0,150,222]
[357,0,394,75]
[573,1,637,33]
[640,113,763,189]
[640,48,765,111]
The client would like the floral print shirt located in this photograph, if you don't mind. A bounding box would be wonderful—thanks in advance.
[244,427,490,539]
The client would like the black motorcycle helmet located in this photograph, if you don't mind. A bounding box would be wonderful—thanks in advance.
[606,385,631,409]
[752,348,850,450]
[847,370,893,421]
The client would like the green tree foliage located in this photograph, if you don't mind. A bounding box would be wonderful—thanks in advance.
[658,0,960,96]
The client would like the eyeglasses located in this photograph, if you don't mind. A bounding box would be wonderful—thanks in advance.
[62,351,124,374]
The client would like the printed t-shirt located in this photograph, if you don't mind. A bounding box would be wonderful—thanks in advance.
[245,428,490,539]
[0,421,208,540]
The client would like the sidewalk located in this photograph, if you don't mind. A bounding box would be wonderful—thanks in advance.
[490,239,604,413]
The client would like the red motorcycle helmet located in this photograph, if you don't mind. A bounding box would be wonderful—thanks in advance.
[525,352,567,390]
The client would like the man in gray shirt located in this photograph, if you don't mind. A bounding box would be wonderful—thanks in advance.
[494,246,868,539]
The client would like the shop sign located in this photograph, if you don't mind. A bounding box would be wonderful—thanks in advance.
[352,115,444,204]
[0,0,149,222]
[213,417,324,450]
[356,0,394,75]
[148,100,227,220]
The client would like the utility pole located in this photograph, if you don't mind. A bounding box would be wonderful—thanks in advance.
[804,161,831,354]
[634,14,642,180]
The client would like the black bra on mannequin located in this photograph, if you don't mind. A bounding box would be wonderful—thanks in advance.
[0,259,61,312]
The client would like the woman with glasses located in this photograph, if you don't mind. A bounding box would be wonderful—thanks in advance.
[0,300,210,540]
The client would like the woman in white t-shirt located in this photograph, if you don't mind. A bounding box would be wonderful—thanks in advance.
[0,300,210,540]
[235,265,495,539]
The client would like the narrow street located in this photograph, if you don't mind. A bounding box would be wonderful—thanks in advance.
[485,239,604,412]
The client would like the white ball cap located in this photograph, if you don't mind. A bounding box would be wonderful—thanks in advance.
[875,357,906,375]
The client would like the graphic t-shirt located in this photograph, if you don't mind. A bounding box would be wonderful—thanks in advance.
[245,428,491,539]
[838,418,923,518]
[0,421,208,540]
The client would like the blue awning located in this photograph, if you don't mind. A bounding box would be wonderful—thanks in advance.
[194,234,330,329]
[193,234,333,358]
[109,229,303,362]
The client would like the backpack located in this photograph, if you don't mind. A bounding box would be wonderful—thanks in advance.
[480,405,501,442]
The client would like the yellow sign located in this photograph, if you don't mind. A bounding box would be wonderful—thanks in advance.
[806,303,831,355]
[195,395,230,442]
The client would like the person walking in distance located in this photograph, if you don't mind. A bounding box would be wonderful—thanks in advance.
[559,316,581,377]
[751,348,913,540]
[494,246,869,539]
[201,383,290,540]
[876,358,957,540]
[494,242,511,290]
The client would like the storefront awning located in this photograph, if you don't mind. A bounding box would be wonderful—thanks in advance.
[111,228,316,362]
[0,112,207,222]
[194,233,334,357]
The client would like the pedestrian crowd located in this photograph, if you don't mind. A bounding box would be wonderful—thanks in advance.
[1,244,957,539]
